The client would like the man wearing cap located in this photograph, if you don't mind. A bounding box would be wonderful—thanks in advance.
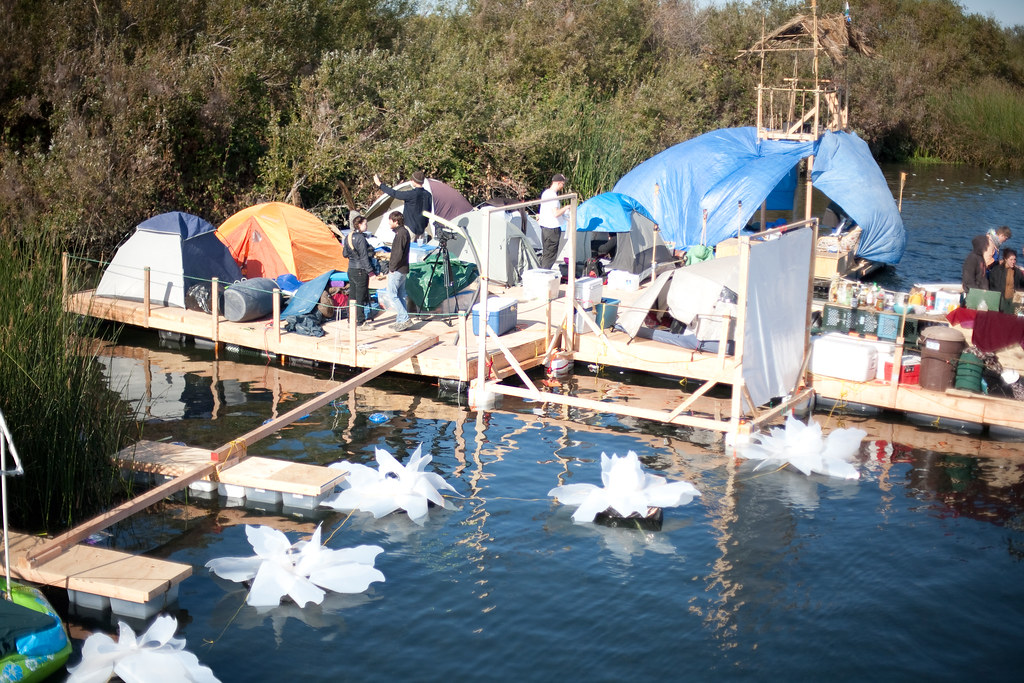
[374,171,433,242]
[539,173,570,269]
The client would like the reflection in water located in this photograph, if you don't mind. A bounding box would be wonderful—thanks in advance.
[82,336,1024,681]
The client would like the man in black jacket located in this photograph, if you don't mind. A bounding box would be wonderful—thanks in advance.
[385,211,413,331]
[962,233,991,294]
[373,170,433,242]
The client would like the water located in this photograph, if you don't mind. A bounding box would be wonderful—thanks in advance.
[70,166,1024,682]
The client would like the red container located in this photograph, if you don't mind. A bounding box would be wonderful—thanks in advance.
[884,360,921,385]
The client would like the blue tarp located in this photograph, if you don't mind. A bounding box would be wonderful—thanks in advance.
[612,127,905,264]
[576,193,656,233]
[281,270,338,318]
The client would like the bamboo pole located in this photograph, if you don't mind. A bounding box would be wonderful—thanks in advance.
[898,171,907,212]
[61,252,69,307]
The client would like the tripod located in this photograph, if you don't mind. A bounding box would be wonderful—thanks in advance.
[423,229,458,326]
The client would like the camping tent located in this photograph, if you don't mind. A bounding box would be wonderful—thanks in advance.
[217,202,346,282]
[445,208,540,287]
[365,178,473,243]
[612,127,905,264]
[96,211,242,308]
[575,192,675,278]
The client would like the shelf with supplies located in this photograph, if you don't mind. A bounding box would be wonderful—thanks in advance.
[816,302,949,348]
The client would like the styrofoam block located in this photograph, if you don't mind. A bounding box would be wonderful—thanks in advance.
[282,490,331,510]
[218,483,246,499]
[188,479,219,493]
[110,584,180,620]
[69,590,111,612]
[245,487,283,505]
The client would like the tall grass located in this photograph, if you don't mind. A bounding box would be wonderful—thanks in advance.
[931,79,1024,169]
[0,236,137,532]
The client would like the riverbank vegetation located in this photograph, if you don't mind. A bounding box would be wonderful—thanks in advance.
[0,238,136,532]
[3,0,1022,256]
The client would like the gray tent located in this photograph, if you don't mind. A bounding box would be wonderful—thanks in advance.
[446,208,540,287]
[365,178,473,243]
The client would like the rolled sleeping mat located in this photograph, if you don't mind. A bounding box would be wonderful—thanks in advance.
[223,277,277,322]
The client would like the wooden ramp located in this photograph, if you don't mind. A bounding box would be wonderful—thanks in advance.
[114,440,213,477]
[2,532,191,604]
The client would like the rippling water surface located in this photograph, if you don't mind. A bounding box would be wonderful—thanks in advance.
[74,165,1024,681]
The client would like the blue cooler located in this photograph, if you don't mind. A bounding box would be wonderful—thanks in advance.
[472,297,518,336]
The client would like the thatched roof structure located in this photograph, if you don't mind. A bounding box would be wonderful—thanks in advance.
[738,13,874,64]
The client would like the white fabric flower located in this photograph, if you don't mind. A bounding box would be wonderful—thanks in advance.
[205,524,384,607]
[548,451,700,523]
[322,444,457,524]
[734,414,865,480]
[66,614,218,683]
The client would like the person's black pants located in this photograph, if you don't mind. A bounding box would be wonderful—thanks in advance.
[348,268,369,323]
[541,227,561,269]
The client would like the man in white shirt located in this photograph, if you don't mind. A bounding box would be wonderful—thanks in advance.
[538,173,569,269]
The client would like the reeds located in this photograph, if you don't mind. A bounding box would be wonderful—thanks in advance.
[0,236,136,532]
[932,79,1024,169]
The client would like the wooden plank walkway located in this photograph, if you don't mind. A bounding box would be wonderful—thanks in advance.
[2,532,191,604]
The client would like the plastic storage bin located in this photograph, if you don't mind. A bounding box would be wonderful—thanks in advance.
[606,270,640,292]
[574,277,604,308]
[522,269,561,301]
[594,298,619,329]
[472,297,518,336]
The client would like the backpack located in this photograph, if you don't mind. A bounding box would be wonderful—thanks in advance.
[583,257,605,279]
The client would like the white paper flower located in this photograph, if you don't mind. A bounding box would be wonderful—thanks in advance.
[205,524,384,607]
[66,614,218,683]
[321,444,457,524]
[734,414,865,480]
[547,451,700,523]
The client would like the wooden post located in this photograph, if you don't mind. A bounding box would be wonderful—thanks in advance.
[701,209,708,246]
[458,311,469,383]
[61,252,69,306]
[898,171,907,212]
[142,267,151,328]
[349,299,358,367]
[211,277,220,357]
[475,208,493,400]
[544,295,552,355]
[730,236,752,433]
[805,155,815,222]
[273,288,281,347]
[760,200,767,233]
[565,195,578,346]
[736,200,743,239]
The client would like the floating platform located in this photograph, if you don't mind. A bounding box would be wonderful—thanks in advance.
[217,456,346,509]
[2,532,191,619]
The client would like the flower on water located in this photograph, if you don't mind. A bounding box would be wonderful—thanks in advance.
[548,451,700,523]
[66,615,218,683]
[734,414,865,480]
[205,524,384,608]
[321,444,457,525]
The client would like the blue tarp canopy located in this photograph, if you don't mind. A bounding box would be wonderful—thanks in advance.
[612,127,906,264]
[576,193,656,233]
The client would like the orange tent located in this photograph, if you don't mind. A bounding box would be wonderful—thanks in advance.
[217,202,347,282]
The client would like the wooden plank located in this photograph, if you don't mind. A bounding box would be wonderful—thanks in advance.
[22,460,218,568]
[114,440,214,477]
[5,532,191,603]
[218,457,345,497]
[212,334,439,460]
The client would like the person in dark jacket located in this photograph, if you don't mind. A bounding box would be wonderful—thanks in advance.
[385,211,413,331]
[373,170,433,241]
[343,215,376,325]
[988,247,1024,305]
[962,233,991,293]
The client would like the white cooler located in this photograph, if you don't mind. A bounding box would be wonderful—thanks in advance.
[522,269,560,301]
[811,334,878,382]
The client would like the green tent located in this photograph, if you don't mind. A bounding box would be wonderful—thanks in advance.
[407,258,478,311]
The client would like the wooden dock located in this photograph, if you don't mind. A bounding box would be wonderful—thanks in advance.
[2,532,191,606]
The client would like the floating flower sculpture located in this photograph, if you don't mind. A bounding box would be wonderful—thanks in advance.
[734,415,865,480]
[548,451,700,523]
[205,525,384,607]
[322,444,457,525]
[66,615,218,683]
